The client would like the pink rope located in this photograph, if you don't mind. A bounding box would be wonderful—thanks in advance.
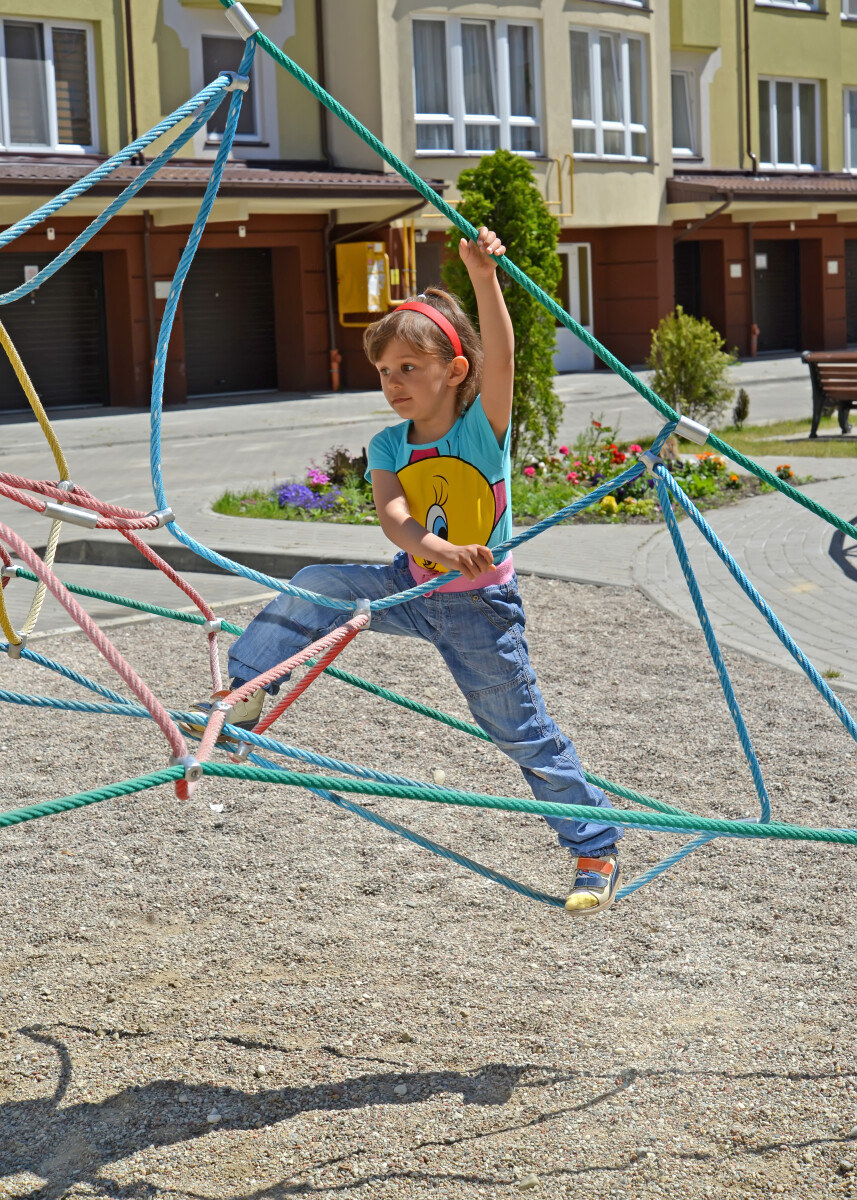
[193,614,369,772]
[0,523,189,760]
[0,474,163,530]
[253,622,365,737]
[0,543,11,590]
[121,528,222,692]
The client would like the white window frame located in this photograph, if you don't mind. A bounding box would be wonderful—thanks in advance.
[163,0,293,161]
[671,68,698,158]
[758,76,821,170]
[411,16,542,157]
[570,27,649,162]
[0,17,98,153]
[579,1,648,8]
[844,0,857,18]
[845,87,857,170]
[756,1,820,11]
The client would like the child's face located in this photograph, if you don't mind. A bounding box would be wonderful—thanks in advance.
[374,336,464,426]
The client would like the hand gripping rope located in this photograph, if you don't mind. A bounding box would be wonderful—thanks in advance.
[0,3,855,912]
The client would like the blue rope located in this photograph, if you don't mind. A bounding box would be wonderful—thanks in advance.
[0,86,230,305]
[0,77,233,250]
[656,466,857,744]
[0,641,130,704]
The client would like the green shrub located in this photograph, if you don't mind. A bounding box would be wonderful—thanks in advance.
[646,306,737,428]
[732,387,751,429]
[442,149,561,462]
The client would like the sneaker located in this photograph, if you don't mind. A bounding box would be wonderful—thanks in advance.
[564,851,620,916]
[178,687,266,744]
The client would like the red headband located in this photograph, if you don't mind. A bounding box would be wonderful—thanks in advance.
[396,300,463,358]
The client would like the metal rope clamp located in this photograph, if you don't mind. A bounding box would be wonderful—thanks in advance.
[224,3,259,39]
[202,618,223,634]
[43,500,100,528]
[674,416,711,446]
[221,71,250,93]
[638,449,666,477]
[169,754,203,783]
[1,564,18,580]
[230,741,252,763]
[7,631,27,659]
[353,598,372,628]
[147,507,175,528]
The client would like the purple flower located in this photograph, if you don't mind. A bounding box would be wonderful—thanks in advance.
[277,482,341,511]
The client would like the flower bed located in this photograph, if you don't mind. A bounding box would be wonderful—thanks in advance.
[213,424,798,527]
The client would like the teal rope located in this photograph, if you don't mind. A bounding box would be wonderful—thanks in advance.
[220,0,857,543]
[3,763,856,843]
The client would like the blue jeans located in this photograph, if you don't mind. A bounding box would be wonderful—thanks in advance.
[228,554,622,857]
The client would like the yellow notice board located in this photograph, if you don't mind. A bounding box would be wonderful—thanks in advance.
[336,241,391,326]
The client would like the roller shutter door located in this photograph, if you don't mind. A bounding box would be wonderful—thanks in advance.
[182,247,277,396]
[0,251,108,412]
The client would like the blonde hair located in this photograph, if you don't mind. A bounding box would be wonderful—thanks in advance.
[362,287,483,412]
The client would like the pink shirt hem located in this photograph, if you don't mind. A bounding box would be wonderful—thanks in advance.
[407,554,515,594]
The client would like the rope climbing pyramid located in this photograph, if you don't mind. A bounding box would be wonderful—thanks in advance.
[1,1,855,911]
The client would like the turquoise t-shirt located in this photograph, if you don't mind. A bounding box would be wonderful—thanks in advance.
[365,394,512,575]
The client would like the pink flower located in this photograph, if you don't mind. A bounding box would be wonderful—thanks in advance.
[629,444,642,454]
[559,445,569,455]
[567,472,578,483]
[588,455,595,463]
[524,466,536,477]
[574,460,582,467]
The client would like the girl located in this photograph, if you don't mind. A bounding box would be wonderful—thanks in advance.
[190,228,623,915]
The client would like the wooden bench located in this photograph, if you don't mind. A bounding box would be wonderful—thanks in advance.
[802,350,857,438]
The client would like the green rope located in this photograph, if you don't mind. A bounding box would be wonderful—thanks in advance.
[216,0,857,543]
[3,763,855,844]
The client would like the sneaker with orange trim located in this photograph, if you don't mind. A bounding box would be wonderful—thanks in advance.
[178,687,266,745]
[564,850,620,916]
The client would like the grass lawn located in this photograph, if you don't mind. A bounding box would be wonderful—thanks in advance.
[701,415,857,458]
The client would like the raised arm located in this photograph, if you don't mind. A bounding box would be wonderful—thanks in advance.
[459,226,514,443]
[371,468,494,581]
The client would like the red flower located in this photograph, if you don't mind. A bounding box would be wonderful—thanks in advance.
[592,420,602,429]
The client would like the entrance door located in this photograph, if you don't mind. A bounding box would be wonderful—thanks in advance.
[553,243,594,372]
[846,240,857,346]
[674,240,702,318]
[182,247,277,396]
[754,240,800,353]
[0,252,108,411]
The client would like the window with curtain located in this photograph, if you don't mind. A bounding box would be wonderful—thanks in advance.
[570,28,648,160]
[412,16,541,155]
[758,77,820,168]
[0,18,96,150]
[202,36,258,138]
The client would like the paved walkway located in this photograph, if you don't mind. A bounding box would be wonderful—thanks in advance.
[2,356,856,696]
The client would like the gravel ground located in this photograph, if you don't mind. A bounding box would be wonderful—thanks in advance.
[1,575,855,1200]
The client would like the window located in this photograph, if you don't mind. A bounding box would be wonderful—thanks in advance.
[0,18,96,151]
[757,1,819,10]
[758,77,820,168]
[844,0,857,16]
[846,89,857,170]
[412,17,541,155]
[570,28,648,160]
[671,70,697,157]
[202,36,258,139]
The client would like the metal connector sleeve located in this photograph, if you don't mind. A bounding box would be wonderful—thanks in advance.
[221,71,250,92]
[230,742,252,763]
[1,564,18,579]
[224,3,259,38]
[7,632,27,658]
[202,618,223,634]
[169,754,203,783]
[353,598,372,628]
[147,507,175,527]
[638,450,665,477]
[212,700,232,713]
[675,416,711,445]
[43,500,100,528]
[57,479,75,492]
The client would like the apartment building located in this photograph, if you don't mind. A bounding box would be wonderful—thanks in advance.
[0,0,433,410]
[3,1,857,410]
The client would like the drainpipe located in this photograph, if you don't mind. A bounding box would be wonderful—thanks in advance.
[323,198,429,392]
[142,211,157,368]
[123,0,144,166]
[747,222,759,356]
[673,193,733,245]
[742,0,758,174]
[315,0,331,165]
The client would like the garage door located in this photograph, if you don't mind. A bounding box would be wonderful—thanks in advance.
[182,247,277,396]
[0,251,108,412]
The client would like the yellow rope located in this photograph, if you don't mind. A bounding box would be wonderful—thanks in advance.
[0,317,73,647]
[0,318,70,480]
